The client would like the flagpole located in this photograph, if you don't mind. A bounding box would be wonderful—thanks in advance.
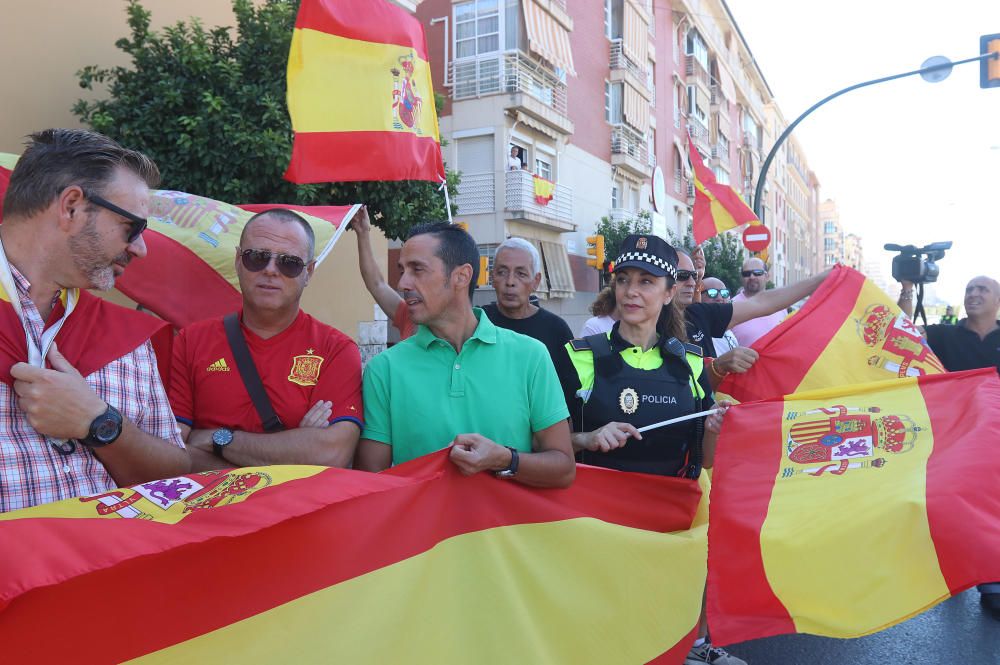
[440,177,453,224]
[751,51,997,222]
[636,408,720,434]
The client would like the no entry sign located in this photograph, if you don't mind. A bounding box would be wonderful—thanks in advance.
[742,224,771,252]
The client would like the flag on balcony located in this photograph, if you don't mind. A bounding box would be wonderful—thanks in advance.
[0,152,17,221]
[718,265,946,403]
[116,191,357,328]
[533,173,555,205]
[688,136,759,244]
[285,0,446,184]
[0,450,707,663]
[707,368,1000,645]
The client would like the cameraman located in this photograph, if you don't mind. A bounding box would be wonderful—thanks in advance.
[899,275,1000,619]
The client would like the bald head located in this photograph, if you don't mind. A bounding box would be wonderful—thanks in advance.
[964,276,1000,321]
[740,257,768,296]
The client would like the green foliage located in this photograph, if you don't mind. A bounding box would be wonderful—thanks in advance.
[668,228,747,293]
[73,0,458,240]
[595,210,652,268]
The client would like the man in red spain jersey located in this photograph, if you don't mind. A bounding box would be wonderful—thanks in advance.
[170,209,362,471]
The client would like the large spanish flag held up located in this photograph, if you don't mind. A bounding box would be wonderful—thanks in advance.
[688,137,759,244]
[718,265,945,403]
[116,192,359,328]
[285,0,446,184]
[0,452,707,664]
[707,369,1000,645]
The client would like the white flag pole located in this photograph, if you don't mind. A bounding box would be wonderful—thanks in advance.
[440,177,453,224]
[636,408,720,434]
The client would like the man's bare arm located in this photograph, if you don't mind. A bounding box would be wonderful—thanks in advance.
[730,269,831,327]
[184,421,359,469]
[355,438,393,472]
[897,280,915,319]
[351,207,403,318]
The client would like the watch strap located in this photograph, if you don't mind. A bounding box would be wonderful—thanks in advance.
[78,404,123,448]
[496,446,519,478]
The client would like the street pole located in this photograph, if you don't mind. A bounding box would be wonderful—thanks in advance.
[752,52,999,221]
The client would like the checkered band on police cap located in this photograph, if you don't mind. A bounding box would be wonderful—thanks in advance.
[614,251,678,278]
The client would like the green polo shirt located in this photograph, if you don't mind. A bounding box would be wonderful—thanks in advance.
[362,308,569,465]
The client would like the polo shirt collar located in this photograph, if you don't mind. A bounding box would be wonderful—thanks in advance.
[609,321,660,354]
[413,307,498,349]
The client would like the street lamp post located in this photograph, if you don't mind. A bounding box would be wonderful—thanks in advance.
[752,51,1000,221]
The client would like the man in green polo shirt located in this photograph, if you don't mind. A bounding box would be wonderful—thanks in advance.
[355,222,575,488]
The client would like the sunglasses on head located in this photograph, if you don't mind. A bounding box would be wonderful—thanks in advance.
[675,269,698,282]
[239,248,309,278]
[81,189,147,243]
[702,288,730,299]
[741,269,766,277]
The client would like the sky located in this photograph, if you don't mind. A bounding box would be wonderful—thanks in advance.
[724,0,1000,304]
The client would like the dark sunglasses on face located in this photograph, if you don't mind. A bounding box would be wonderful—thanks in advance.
[741,269,766,277]
[240,248,308,278]
[675,269,698,282]
[702,288,730,299]
[81,189,148,243]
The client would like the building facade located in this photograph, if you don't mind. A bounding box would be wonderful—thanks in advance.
[417,0,826,330]
[819,198,864,271]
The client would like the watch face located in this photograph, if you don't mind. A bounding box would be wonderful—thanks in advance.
[94,418,120,443]
[212,428,234,446]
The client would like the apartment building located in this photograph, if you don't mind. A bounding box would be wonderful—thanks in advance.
[414,0,825,327]
[819,198,864,272]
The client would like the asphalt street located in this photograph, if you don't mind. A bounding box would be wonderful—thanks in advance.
[720,590,1000,665]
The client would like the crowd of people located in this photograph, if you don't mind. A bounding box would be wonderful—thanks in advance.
[2,129,998,664]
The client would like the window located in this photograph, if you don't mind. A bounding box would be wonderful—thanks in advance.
[604,0,623,39]
[455,0,500,60]
[824,221,836,234]
[713,166,730,185]
[687,86,706,123]
[611,184,620,209]
[824,238,835,250]
[535,157,552,180]
[606,81,623,123]
[647,129,656,163]
[685,29,709,69]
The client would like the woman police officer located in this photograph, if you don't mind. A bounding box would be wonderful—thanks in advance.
[563,234,727,476]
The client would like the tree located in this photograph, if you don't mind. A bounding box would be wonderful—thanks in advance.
[73,0,458,240]
[595,210,652,269]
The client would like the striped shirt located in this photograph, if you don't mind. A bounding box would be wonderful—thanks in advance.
[0,267,183,512]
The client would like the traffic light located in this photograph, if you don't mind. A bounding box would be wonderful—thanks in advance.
[456,221,470,232]
[477,255,490,287]
[586,235,605,270]
[982,33,1000,88]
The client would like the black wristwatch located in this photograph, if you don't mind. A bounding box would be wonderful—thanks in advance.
[78,404,124,448]
[212,428,235,458]
[495,446,519,478]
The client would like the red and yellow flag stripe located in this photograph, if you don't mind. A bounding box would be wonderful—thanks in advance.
[688,137,759,244]
[0,452,706,664]
[707,369,1000,645]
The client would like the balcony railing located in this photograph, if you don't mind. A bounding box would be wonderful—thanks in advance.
[504,169,573,226]
[609,39,647,85]
[452,51,568,118]
[685,55,711,88]
[611,124,650,166]
[687,116,709,145]
[674,171,683,194]
[608,208,634,224]
[455,172,495,216]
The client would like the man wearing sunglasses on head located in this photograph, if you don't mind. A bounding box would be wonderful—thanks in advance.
[169,209,363,471]
[0,129,190,512]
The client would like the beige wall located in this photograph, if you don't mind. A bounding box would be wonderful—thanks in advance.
[2,0,384,340]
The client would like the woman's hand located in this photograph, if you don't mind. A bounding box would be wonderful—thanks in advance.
[583,422,642,453]
[705,401,731,436]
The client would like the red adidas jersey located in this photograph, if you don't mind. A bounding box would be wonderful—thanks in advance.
[170,310,363,432]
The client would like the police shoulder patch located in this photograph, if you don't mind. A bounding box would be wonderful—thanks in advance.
[570,338,592,352]
[683,342,703,357]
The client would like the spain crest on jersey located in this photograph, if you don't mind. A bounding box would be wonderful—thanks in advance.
[289,349,324,386]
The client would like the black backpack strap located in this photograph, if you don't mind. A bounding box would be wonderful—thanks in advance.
[223,313,285,433]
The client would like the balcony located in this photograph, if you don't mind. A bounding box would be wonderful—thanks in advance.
[687,116,710,151]
[685,55,711,89]
[455,172,496,216]
[504,169,575,232]
[611,124,653,179]
[609,40,651,96]
[452,52,572,135]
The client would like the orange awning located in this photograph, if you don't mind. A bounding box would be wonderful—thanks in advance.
[523,0,576,76]
[623,0,649,67]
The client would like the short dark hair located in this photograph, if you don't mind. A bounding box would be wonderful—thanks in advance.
[406,222,479,300]
[240,208,316,261]
[3,129,160,220]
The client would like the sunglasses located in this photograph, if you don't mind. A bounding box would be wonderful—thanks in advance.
[675,269,698,282]
[741,269,766,277]
[239,248,309,278]
[82,189,147,243]
[702,288,731,299]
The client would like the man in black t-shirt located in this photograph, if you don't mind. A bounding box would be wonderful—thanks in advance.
[482,238,576,408]
[898,275,1000,619]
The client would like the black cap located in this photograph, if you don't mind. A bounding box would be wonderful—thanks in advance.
[613,234,679,279]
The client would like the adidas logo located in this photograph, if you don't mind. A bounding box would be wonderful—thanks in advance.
[206,358,231,372]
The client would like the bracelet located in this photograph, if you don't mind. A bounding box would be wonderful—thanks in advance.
[899,291,914,300]
[710,360,729,379]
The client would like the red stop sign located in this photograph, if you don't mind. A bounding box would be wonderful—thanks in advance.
[742,224,771,252]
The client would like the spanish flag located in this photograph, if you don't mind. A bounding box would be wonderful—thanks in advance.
[0,452,706,664]
[533,173,555,205]
[0,153,14,214]
[719,265,945,403]
[285,0,446,184]
[707,369,1000,645]
[688,137,759,244]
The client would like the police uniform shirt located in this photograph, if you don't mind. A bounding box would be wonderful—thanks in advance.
[924,320,1000,373]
